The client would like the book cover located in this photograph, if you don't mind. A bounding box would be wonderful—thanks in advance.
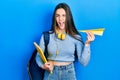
[33,42,47,63]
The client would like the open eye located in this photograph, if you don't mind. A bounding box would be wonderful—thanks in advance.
[62,14,66,17]
[55,14,60,17]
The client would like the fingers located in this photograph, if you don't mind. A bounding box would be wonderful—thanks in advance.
[43,62,54,72]
[86,31,95,42]
[85,31,95,46]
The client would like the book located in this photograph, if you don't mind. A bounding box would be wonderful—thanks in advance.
[34,42,47,63]
[33,42,52,73]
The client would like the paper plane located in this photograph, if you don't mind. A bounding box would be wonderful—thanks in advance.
[79,28,105,36]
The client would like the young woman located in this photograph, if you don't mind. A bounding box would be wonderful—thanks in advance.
[36,3,95,80]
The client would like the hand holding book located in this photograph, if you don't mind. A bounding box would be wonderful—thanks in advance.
[34,42,53,74]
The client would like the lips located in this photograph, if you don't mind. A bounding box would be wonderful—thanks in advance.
[58,22,65,27]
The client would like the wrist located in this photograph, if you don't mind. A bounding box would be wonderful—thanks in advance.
[41,65,45,69]
[85,41,90,46]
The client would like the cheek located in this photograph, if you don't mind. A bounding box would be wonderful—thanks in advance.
[63,17,66,21]
[56,17,59,22]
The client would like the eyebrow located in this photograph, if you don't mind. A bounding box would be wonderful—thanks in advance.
[55,14,59,15]
[55,14,66,15]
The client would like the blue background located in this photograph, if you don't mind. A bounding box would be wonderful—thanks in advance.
[0,0,120,80]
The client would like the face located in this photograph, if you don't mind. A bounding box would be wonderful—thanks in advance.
[55,8,66,32]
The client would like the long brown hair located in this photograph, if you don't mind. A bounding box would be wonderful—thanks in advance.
[50,3,83,42]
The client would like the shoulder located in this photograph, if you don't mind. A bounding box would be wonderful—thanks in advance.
[72,34,84,44]
[42,31,55,40]
[43,31,53,34]
[74,34,82,41]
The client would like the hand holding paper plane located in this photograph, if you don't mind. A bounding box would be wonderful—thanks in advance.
[79,28,105,36]
[33,42,52,74]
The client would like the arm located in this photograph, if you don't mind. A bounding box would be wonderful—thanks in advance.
[76,41,90,66]
[35,34,45,67]
[35,34,54,72]
[76,31,95,66]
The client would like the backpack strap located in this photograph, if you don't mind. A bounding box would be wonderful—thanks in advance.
[43,31,50,58]
[27,31,50,80]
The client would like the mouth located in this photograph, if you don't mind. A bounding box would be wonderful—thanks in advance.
[58,22,65,27]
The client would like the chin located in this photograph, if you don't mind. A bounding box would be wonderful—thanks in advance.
[59,26,65,29]
[59,27,65,30]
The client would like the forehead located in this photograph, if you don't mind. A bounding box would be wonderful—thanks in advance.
[55,8,66,14]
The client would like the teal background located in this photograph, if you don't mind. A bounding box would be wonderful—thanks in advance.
[0,0,120,80]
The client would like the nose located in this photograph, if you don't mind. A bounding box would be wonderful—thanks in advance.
[59,16,63,21]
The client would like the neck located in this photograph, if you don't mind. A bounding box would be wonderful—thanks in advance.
[58,30,65,33]
[56,28,65,33]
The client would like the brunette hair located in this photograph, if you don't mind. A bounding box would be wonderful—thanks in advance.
[50,3,83,42]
